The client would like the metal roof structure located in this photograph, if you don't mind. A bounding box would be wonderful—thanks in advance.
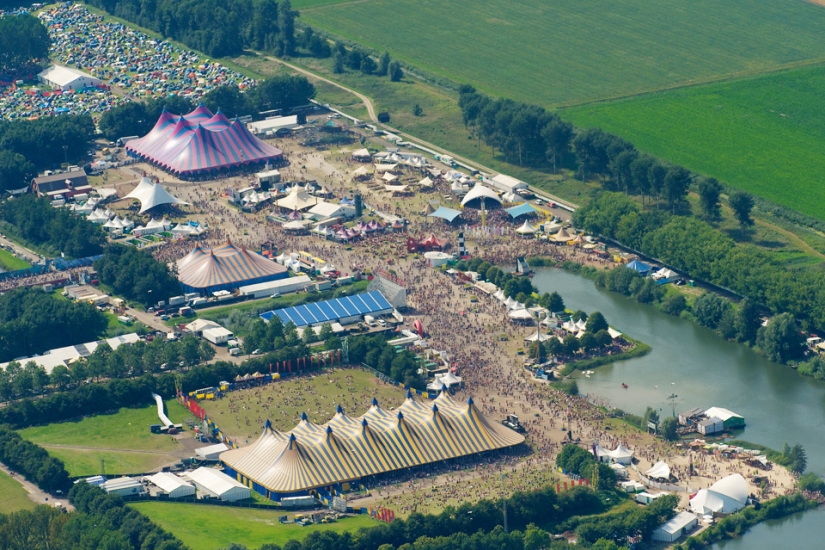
[220,392,525,497]
[428,206,462,222]
[505,202,538,218]
[260,291,392,327]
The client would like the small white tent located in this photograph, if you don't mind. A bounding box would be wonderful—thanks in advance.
[646,460,671,480]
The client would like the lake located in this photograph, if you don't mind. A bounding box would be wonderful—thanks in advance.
[531,268,825,548]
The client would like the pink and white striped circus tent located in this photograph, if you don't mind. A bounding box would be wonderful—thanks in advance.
[125,105,283,178]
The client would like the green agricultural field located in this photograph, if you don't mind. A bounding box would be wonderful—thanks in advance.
[200,368,406,440]
[19,399,190,476]
[562,64,825,220]
[0,471,35,514]
[300,0,825,106]
[131,502,375,550]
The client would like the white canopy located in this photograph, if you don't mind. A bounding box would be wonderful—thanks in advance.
[384,185,408,192]
[88,209,110,223]
[502,191,520,203]
[125,177,154,201]
[351,148,371,159]
[374,163,398,172]
[608,327,623,339]
[504,296,517,309]
[525,332,551,343]
[646,460,671,480]
[418,176,434,187]
[353,166,371,177]
[382,172,398,182]
[276,186,318,211]
[137,183,189,213]
[493,289,506,302]
[283,220,307,230]
[516,221,537,234]
[461,185,502,207]
[509,308,533,320]
[610,444,634,465]
[690,474,748,515]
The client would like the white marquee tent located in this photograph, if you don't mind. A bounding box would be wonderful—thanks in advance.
[461,185,502,207]
[125,178,189,213]
[689,474,748,515]
[275,186,318,211]
[646,460,671,480]
[185,467,250,502]
[147,472,196,499]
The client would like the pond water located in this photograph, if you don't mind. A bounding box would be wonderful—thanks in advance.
[531,268,825,548]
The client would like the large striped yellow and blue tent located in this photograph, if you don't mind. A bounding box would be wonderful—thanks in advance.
[219,391,525,498]
[175,240,287,294]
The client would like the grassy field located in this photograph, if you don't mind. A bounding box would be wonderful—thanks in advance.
[199,368,406,440]
[0,249,31,272]
[131,502,375,550]
[18,399,190,476]
[300,0,825,106]
[0,471,35,514]
[562,64,825,220]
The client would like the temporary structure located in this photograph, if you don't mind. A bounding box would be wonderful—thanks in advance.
[689,474,748,515]
[185,467,250,502]
[418,176,434,187]
[516,221,537,235]
[461,185,502,208]
[552,227,573,243]
[646,461,671,480]
[275,186,318,211]
[147,472,195,499]
[509,308,534,321]
[382,172,398,182]
[353,166,371,179]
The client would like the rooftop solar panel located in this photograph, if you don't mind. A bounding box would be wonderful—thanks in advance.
[260,291,392,327]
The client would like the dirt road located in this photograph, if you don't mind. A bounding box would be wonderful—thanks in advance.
[0,461,74,511]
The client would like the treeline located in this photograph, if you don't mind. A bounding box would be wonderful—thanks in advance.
[98,75,317,139]
[0,195,104,257]
[0,115,95,191]
[242,317,342,354]
[95,244,182,307]
[0,426,71,493]
[330,42,403,82]
[349,334,423,388]
[0,287,107,364]
[458,86,574,169]
[88,0,295,57]
[0,483,188,550]
[0,14,50,76]
[574,192,825,339]
[0,334,213,403]
[556,444,618,491]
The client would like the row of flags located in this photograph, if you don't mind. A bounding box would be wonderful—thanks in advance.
[368,507,396,523]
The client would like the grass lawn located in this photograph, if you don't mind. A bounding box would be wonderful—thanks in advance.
[562,64,825,221]
[19,399,188,451]
[0,471,35,514]
[300,0,825,106]
[199,368,406,440]
[130,502,376,550]
[46,448,179,477]
[0,249,31,272]
[103,311,146,338]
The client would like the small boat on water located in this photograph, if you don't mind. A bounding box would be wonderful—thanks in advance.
[621,383,628,389]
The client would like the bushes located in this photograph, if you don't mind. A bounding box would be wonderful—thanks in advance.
[94,244,181,307]
[0,426,70,493]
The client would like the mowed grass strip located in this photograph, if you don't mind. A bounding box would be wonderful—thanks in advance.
[46,448,179,477]
[130,502,376,550]
[301,0,825,106]
[199,368,406,440]
[562,64,825,220]
[0,249,31,271]
[0,471,36,514]
[18,399,189,452]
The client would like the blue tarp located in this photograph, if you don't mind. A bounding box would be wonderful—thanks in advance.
[260,291,393,327]
[505,203,538,218]
[428,206,461,222]
[626,259,652,274]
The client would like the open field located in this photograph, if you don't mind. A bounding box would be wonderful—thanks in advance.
[199,368,406,440]
[0,471,35,514]
[563,65,825,220]
[18,399,190,476]
[300,0,825,106]
[131,502,375,550]
[0,249,31,271]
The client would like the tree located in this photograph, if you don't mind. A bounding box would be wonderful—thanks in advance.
[756,313,804,363]
[648,162,667,208]
[698,177,722,220]
[660,294,687,316]
[360,54,377,74]
[693,292,730,329]
[585,311,608,333]
[729,191,754,229]
[412,103,423,116]
[347,49,362,70]
[541,117,574,173]
[318,322,333,342]
[548,292,565,313]
[580,332,598,352]
[734,298,761,344]
[594,330,613,348]
[663,166,692,212]
[250,75,316,114]
[200,85,249,119]
[94,244,181,307]
[572,310,588,322]
[378,51,391,76]
[786,443,807,474]
[563,334,580,355]
[389,60,403,81]
[0,15,50,74]
[0,150,36,192]
[660,416,678,441]
[308,35,331,58]
[333,51,345,74]
[643,406,659,428]
[277,0,297,56]
[98,101,149,141]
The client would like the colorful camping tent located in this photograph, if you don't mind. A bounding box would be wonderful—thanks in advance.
[125,105,283,177]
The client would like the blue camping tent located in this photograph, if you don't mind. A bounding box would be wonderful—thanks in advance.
[505,203,538,218]
[429,206,461,223]
[626,259,652,275]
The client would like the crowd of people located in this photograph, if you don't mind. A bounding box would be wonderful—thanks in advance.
[0,4,255,120]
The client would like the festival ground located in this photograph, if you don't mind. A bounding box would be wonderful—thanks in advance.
[79,124,797,521]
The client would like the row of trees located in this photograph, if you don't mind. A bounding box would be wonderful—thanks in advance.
[332,42,403,81]
[0,14,50,76]
[94,244,182,307]
[573,192,825,340]
[0,195,105,257]
[555,444,618,491]
[0,426,71,494]
[458,87,574,169]
[242,317,341,355]
[88,0,298,58]
[349,334,423,389]
[98,74,317,139]
[0,287,108,364]
[0,115,95,191]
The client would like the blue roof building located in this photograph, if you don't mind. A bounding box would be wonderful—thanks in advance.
[260,291,393,327]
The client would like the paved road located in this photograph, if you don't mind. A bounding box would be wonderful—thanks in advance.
[0,234,41,264]
[265,56,577,211]
[0,461,74,511]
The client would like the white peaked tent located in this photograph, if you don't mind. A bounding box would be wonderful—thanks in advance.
[525,332,551,343]
[125,177,155,201]
[504,296,517,309]
[351,148,371,160]
[103,217,123,231]
[509,308,533,320]
[382,172,398,182]
[130,182,189,214]
[461,185,502,207]
[690,474,749,515]
[610,444,634,465]
[575,319,587,331]
[120,217,135,230]
[493,289,506,302]
[275,186,317,211]
[418,176,434,187]
[352,166,371,178]
[516,221,537,235]
[646,461,671,480]
[502,191,520,203]
[88,209,110,223]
